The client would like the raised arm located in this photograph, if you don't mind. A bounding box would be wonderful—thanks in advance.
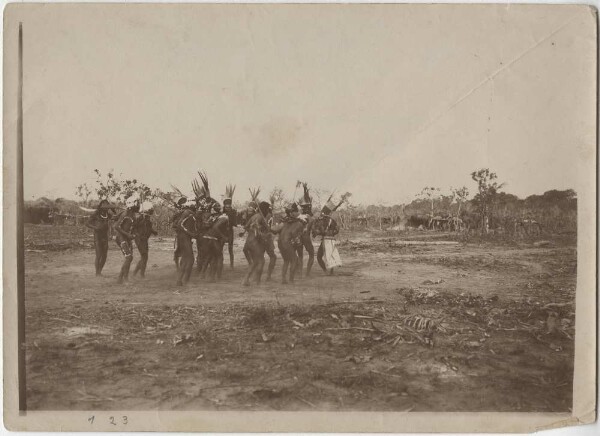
[178,213,197,238]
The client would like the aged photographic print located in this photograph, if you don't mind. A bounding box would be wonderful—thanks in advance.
[3,3,597,432]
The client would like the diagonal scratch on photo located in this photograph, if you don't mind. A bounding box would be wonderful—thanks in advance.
[17,5,590,413]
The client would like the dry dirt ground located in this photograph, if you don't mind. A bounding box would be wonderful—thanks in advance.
[24,225,576,411]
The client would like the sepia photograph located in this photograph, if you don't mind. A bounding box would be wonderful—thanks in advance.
[3,2,597,432]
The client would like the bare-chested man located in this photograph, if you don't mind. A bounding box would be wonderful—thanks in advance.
[133,202,158,278]
[85,199,115,276]
[114,195,140,284]
[175,199,198,286]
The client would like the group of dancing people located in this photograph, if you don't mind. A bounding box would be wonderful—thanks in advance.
[85,173,349,286]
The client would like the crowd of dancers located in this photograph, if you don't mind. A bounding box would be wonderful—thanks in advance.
[85,173,350,286]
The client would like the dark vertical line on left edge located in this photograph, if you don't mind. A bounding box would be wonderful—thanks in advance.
[17,21,27,413]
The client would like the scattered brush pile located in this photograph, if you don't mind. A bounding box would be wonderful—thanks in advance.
[28,289,576,411]
[33,286,575,356]
[399,287,575,346]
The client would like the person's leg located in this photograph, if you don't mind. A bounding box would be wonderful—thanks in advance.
[279,243,290,284]
[228,232,234,269]
[133,237,143,276]
[296,245,304,278]
[207,241,218,283]
[196,237,208,274]
[183,237,194,284]
[94,233,102,276]
[123,241,134,280]
[304,238,315,276]
[198,239,211,279]
[139,238,149,277]
[289,251,299,283]
[265,236,277,281]
[176,235,191,285]
[98,237,108,274]
[217,241,225,279]
[174,236,180,271]
[255,255,265,284]
[243,241,264,286]
[317,241,327,272]
[118,241,133,283]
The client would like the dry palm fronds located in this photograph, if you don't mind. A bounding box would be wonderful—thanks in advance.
[333,192,352,211]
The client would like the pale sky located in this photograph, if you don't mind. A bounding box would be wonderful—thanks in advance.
[17,4,596,205]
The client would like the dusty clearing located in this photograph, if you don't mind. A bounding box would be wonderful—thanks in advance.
[24,225,576,411]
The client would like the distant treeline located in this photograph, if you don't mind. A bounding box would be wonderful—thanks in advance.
[25,188,576,235]
[335,189,576,233]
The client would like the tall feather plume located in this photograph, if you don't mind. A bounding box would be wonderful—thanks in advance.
[159,192,177,208]
[191,171,210,199]
[170,184,185,198]
[225,184,236,200]
[191,179,203,200]
[302,182,312,204]
[249,187,261,203]
[269,192,276,206]
[198,171,210,198]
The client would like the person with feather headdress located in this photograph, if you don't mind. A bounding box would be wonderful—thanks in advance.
[85,199,117,276]
[312,192,351,275]
[222,184,238,269]
[197,203,230,282]
[261,191,279,281]
[296,182,316,277]
[114,193,141,284]
[191,171,219,272]
[242,188,273,285]
[167,185,188,270]
[175,197,198,286]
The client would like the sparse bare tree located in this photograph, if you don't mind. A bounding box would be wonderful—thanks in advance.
[450,186,470,216]
[417,187,441,218]
[471,168,505,233]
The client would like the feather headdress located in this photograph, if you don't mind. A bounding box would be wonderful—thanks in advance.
[248,187,261,204]
[166,184,189,207]
[224,184,236,201]
[170,184,185,199]
[192,171,210,200]
[299,182,312,206]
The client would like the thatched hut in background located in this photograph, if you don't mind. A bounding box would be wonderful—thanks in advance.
[24,197,55,224]
[24,197,90,225]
